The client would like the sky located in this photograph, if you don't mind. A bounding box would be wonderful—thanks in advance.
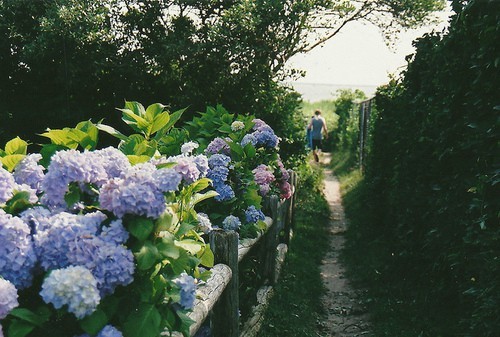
[288,6,452,101]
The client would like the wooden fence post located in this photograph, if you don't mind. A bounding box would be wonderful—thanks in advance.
[262,195,281,285]
[209,229,239,337]
[283,170,297,245]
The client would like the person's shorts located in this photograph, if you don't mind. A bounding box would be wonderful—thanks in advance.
[312,139,322,150]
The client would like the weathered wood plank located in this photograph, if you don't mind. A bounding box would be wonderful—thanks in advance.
[239,286,274,337]
[238,217,273,262]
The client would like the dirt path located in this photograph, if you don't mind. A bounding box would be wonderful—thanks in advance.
[316,153,373,337]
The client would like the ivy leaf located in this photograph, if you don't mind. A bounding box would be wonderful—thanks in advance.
[122,303,161,337]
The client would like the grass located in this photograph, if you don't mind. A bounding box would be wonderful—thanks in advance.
[258,164,331,337]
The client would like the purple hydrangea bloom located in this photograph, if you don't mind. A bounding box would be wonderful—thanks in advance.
[153,168,182,192]
[99,220,129,245]
[19,207,53,234]
[208,154,231,168]
[41,149,108,209]
[280,181,293,199]
[97,325,124,337]
[259,184,271,196]
[67,237,135,297]
[13,153,45,192]
[0,278,19,319]
[173,157,201,184]
[13,183,38,203]
[0,210,37,289]
[252,165,275,186]
[277,158,290,181]
[193,155,209,177]
[40,266,100,319]
[252,118,267,131]
[196,212,213,234]
[0,167,15,203]
[33,212,101,270]
[222,215,241,231]
[99,164,167,219]
[181,141,199,155]
[173,273,196,309]
[92,147,130,179]
[205,137,230,155]
[245,206,265,224]
[214,184,235,201]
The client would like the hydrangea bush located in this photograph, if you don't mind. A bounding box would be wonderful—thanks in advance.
[0,101,292,337]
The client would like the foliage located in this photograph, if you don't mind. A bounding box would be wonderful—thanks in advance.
[330,89,366,151]
[354,1,499,335]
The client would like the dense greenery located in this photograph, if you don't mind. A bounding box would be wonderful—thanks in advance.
[344,1,499,335]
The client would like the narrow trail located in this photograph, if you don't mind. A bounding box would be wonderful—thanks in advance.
[316,153,373,337]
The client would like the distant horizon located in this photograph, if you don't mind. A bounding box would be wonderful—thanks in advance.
[288,82,378,102]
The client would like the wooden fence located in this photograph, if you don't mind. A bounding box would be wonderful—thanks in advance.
[171,171,298,337]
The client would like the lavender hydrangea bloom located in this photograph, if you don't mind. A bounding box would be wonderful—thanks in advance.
[245,206,265,224]
[0,210,37,289]
[97,325,124,337]
[277,158,290,181]
[0,278,19,319]
[100,220,129,245]
[240,134,257,147]
[19,207,53,234]
[214,184,235,201]
[153,168,182,192]
[259,184,271,196]
[13,183,38,203]
[0,167,15,203]
[280,181,293,199]
[208,154,231,168]
[41,149,108,209]
[173,273,196,309]
[33,212,100,270]
[67,237,135,297]
[13,153,45,192]
[196,212,213,234]
[92,147,130,179]
[99,164,167,219]
[181,141,199,154]
[222,215,241,231]
[173,157,201,184]
[193,155,209,177]
[40,266,100,319]
[252,165,275,185]
[252,118,267,131]
[205,137,230,155]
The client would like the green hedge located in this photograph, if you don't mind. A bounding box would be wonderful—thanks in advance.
[363,1,499,335]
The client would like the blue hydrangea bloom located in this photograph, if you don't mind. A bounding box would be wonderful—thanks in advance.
[0,167,15,203]
[253,129,279,148]
[207,166,229,186]
[41,149,108,209]
[97,325,124,337]
[13,153,45,193]
[19,207,53,234]
[240,134,257,147]
[67,237,135,297]
[33,212,101,270]
[196,212,212,234]
[222,215,241,231]
[245,206,265,224]
[193,155,209,177]
[152,168,182,193]
[92,147,130,179]
[0,278,19,319]
[215,184,235,201]
[208,154,231,168]
[40,266,100,319]
[99,220,129,245]
[0,210,37,289]
[173,273,196,309]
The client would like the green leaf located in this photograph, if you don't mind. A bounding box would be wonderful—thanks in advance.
[157,237,180,259]
[7,320,35,337]
[120,109,150,132]
[1,154,26,172]
[96,123,129,141]
[127,155,152,165]
[190,178,211,193]
[135,241,159,271]
[123,303,161,337]
[167,249,192,275]
[145,103,166,121]
[244,143,256,158]
[190,190,218,206]
[8,308,49,327]
[175,239,203,255]
[64,184,81,208]
[127,217,154,241]
[5,191,32,214]
[199,246,214,267]
[150,113,170,135]
[5,137,28,155]
[40,129,78,149]
[176,310,196,337]
[39,144,67,167]
[228,141,244,159]
[124,101,146,117]
[79,309,108,335]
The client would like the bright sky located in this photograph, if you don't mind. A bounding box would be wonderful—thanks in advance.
[288,7,452,99]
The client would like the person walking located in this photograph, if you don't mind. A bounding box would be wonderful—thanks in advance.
[308,109,328,162]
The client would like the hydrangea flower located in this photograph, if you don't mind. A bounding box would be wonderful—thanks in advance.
[40,266,100,319]
[252,118,267,131]
[231,121,245,131]
[245,206,265,224]
[152,168,182,192]
[259,184,271,196]
[0,278,19,319]
[181,141,199,154]
[171,157,201,184]
[0,167,15,203]
[280,181,293,199]
[173,273,196,309]
[205,137,230,155]
[96,325,124,337]
[19,207,53,234]
[193,155,209,177]
[92,147,130,179]
[196,212,213,234]
[99,220,129,245]
[214,184,235,201]
[0,210,37,289]
[222,215,241,231]
[207,166,229,186]
[13,153,45,193]
[208,154,231,168]
[41,149,108,209]
[277,158,290,181]
[253,129,279,148]
[240,134,257,147]
[252,165,275,185]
